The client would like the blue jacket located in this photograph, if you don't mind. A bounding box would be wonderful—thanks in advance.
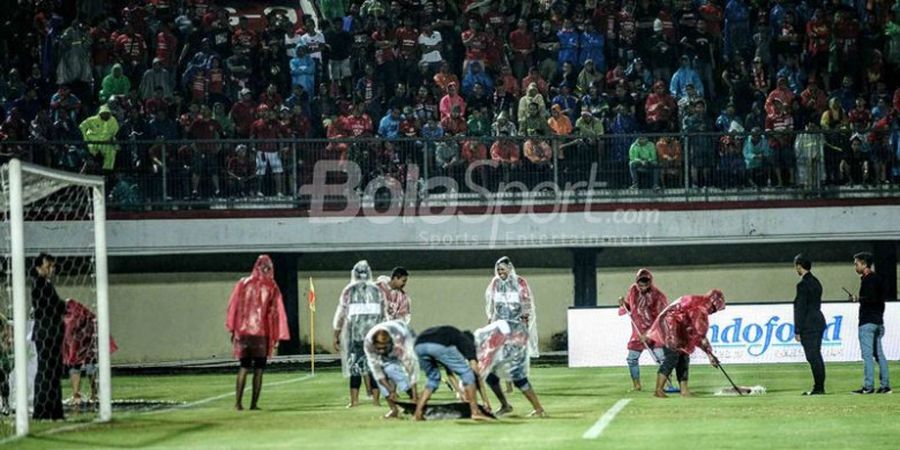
[670,67,704,99]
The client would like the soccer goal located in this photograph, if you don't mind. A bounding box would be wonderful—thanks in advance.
[0,159,110,437]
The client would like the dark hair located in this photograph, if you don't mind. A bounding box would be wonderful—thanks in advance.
[391,266,409,278]
[853,252,873,268]
[793,253,812,271]
[30,252,55,277]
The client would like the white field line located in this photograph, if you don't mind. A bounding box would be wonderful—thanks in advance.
[0,374,314,447]
[582,398,631,439]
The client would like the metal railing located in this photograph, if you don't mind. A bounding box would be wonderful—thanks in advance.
[2,129,897,211]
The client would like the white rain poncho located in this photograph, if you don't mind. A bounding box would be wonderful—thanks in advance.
[484,257,539,357]
[364,320,418,388]
[56,24,93,84]
[333,260,385,377]
[474,320,531,381]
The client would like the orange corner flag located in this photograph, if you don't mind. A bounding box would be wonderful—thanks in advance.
[308,277,316,312]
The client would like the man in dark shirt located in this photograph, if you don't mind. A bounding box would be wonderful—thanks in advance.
[413,326,489,421]
[850,252,891,394]
[793,254,826,395]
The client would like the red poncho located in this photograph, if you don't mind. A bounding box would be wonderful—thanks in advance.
[647,290,725,355]
[226,255,290,358]
[63,300,118,367]
[618,269,669,351]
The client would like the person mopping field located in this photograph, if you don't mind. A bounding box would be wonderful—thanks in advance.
[618,269,669,392]
[646,290,726,398]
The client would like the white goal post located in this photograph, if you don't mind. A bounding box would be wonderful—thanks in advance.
[2,159,110,436]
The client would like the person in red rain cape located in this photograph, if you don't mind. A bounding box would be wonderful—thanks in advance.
[63,299,118,405]
[226,255,290,410]
[646,289,725,398]
[618,268,669,391]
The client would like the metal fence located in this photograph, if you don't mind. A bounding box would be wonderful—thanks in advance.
[2,129,897,211]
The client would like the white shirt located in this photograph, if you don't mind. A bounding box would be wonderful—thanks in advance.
[418,31,443,63]
[299,32,326,61]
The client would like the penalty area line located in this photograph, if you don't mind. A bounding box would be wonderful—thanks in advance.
[0,374,314,446]
[582,398,631,439]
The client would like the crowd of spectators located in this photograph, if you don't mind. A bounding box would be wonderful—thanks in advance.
[0,0,899,201]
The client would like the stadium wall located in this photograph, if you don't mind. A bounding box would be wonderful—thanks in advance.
[103,263,895,364]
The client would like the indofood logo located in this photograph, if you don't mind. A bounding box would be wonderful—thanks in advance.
[708,316,844,356]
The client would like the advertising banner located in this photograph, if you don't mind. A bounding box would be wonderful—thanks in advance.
[568,303,900,367]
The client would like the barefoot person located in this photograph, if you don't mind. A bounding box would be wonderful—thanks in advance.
[334,260,386,407]
[646,290,725,398]
[483,257,540,412]
[63,299,118,406]
[413,326,489,421]
[618,269,669,391]
[226,255,290,410]
[475,320,547,417]
[364,320,419,418]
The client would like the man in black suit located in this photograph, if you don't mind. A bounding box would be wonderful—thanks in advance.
[793,254,827,395]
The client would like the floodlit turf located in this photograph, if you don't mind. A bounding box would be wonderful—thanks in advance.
[2,362,899,449]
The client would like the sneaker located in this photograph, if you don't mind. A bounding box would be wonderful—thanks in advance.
[802,390,825,396]
[876,387,893,394]
[851,387,875,395]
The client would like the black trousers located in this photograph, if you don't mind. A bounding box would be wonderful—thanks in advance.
[33,334,65,420]
[800,333,826,392]
[658,347,690,382]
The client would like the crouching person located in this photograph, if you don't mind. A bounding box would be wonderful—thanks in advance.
[365,320,419,418]
[414,326,490,421]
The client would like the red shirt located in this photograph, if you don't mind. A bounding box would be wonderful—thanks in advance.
[250,119,284,152]
[394,27,419,59]
[508,29,534,55]
[461,29,488,61]
[440,116,467,135]
[190,73,208,103]
[230,101,258,137]
[156,30,178,67]
[461,140,487,162]
[91,27,112,66]
[207,68,225,95]
[491,141,520,162]
[340,114,374,137]
[190,118,221,153]
[372,30,396,64]
[114,32,147,63]
[232,28,259,50]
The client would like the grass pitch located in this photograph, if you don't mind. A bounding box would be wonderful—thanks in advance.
[2,362,899,449]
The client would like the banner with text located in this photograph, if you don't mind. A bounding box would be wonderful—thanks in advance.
[568,302,900,367]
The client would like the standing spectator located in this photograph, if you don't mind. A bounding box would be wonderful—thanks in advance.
[326,18,353,96]
[461,17,489,73]
[670,55,704,99]
[56,19,93,86]
[579,20,605,72]
[743,127,771,187]
[849,252,891,394]
[79,105,119,173]
[724,0,751,59]
[139,58,173,100]
[91,19,115,87]
[30,253,65,420]
[792,253,826,396]
[794,121,825,190]
[155,22,179,73]
[682,100,714,187]
[188,107,223,197]
[230,89,257,138]
[535,20,559,81]
[113,22,148,84]
[290,46,316,98]
[250,105,286,196]
[508,19,534,79]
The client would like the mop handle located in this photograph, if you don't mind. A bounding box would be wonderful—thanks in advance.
[718,364,744,397]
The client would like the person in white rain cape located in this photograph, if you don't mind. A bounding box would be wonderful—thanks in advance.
[475,320,546,417]
[364,320,418,418]
[481,257,544,416]
[333,260,386,407]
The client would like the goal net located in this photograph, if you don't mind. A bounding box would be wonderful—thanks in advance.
[0,159,110,438]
